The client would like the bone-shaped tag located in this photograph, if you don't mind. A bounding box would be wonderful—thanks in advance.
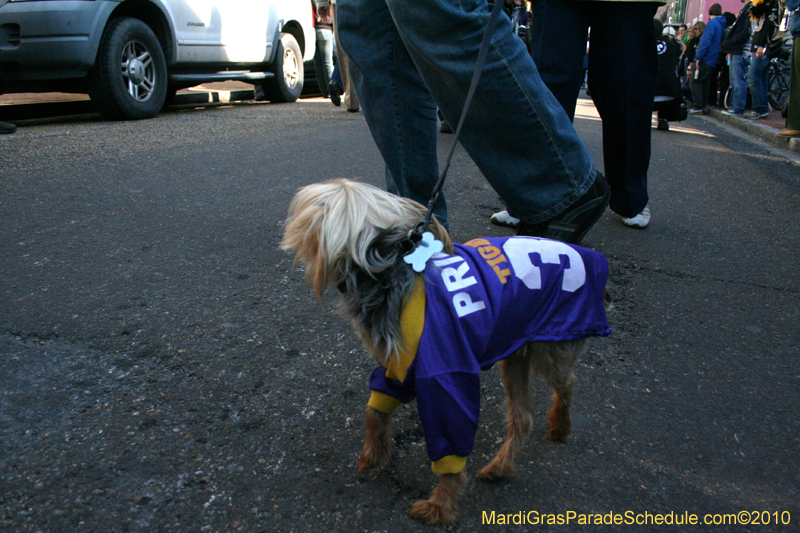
[403,232,444,272]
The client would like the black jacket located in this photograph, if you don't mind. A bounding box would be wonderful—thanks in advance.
[721,2,753,55]
[750,0,782,50]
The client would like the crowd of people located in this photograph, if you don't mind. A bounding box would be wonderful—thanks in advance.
[684,0,798,137]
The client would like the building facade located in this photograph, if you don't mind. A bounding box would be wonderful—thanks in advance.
[657,0,745,26]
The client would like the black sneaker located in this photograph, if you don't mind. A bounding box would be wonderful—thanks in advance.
[517,171,610,245]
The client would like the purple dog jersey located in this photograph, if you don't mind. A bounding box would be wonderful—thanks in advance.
[368,236,610,474]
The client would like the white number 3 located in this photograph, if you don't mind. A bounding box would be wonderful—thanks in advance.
[502,238,586,292]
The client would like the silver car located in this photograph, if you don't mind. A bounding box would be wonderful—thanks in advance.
[0,0,315,120]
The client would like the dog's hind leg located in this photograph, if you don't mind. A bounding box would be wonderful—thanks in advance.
[537,341,583,442]
[477,349,534,481]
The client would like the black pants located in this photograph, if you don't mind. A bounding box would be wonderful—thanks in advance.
[528,1,658,219]
[690,61,713,109]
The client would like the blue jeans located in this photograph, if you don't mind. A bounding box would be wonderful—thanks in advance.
[747,49,770,114]
[729,54,750,114]
[528,1,657,219]
[314,26,335,98]
[336,0,596,227]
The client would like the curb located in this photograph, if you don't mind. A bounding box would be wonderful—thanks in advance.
[705,107,800,154]
[0,88,257,123]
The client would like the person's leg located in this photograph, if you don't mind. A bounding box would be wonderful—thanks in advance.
[336,0,446,226]
[527,0,590,121]
[584,3,657,219]
[728,54,748,114]
[314,27,334,98]
[701,63,712,108]
[747,49,771,114]
[338,0,598,227]
[709,64,721,107]
[786,36,800,131]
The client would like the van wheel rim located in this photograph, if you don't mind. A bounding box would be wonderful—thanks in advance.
[121,41,156,102]
[283,48,299,89]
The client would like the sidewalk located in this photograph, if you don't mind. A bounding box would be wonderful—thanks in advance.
[702,105,800,154]
[2,83,799,153]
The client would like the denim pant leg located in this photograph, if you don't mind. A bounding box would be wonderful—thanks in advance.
[335,0,446,225]
[748,50,770,113]
[530,1,655,218]
[729,54,749,113]
[337,0,595,224]
[314,27,335,98]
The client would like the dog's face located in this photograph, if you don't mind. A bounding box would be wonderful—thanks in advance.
[281,179,451,297]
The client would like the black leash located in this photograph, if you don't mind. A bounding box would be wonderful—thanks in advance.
[409,0,508,243]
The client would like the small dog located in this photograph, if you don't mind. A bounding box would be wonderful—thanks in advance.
[281,179,610,526]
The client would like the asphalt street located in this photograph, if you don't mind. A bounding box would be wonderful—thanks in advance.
[1,96,799,533]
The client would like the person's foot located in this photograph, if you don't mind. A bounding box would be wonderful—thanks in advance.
[490,210,520,229]
[688,107,705,114]
[254,85,267,102]
[744,110,769,119]
[347,107,359,113]
[777,128,800,138]
[329,82,342,107]
[657,118,669,131]
[517,171,610,245]
[0,121,17,134]
[721,109,743,116]
[621,205,651,229]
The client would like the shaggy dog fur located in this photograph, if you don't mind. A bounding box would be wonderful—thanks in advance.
[281,179,606,526]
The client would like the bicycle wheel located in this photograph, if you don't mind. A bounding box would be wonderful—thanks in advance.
[768,62,790,112]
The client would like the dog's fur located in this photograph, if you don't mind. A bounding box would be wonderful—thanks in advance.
[281,179,604,526]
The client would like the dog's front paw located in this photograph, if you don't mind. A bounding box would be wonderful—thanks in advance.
[476,459,514,482]
[357,442,390,473]
[410,499,457,527]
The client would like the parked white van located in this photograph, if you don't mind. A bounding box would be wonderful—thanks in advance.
[0,0,315,120]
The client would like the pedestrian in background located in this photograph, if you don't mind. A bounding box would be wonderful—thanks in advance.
[653,19,685,132]
[689,3,726,115]
[313,0,335,100]
[679,23,690,45]
[524,0,661,229]
[745,0,783,119]
[710,12,737,108]
[324,0,360,112]
[779,0,800,137]
[682,22,704,97]
[721,0,755,117]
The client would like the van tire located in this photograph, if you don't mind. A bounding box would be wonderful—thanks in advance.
[88,17,168,120]
[261,33,303,103]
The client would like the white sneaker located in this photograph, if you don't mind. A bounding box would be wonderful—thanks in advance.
[490,210,521,228]
[622,206,650,229]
